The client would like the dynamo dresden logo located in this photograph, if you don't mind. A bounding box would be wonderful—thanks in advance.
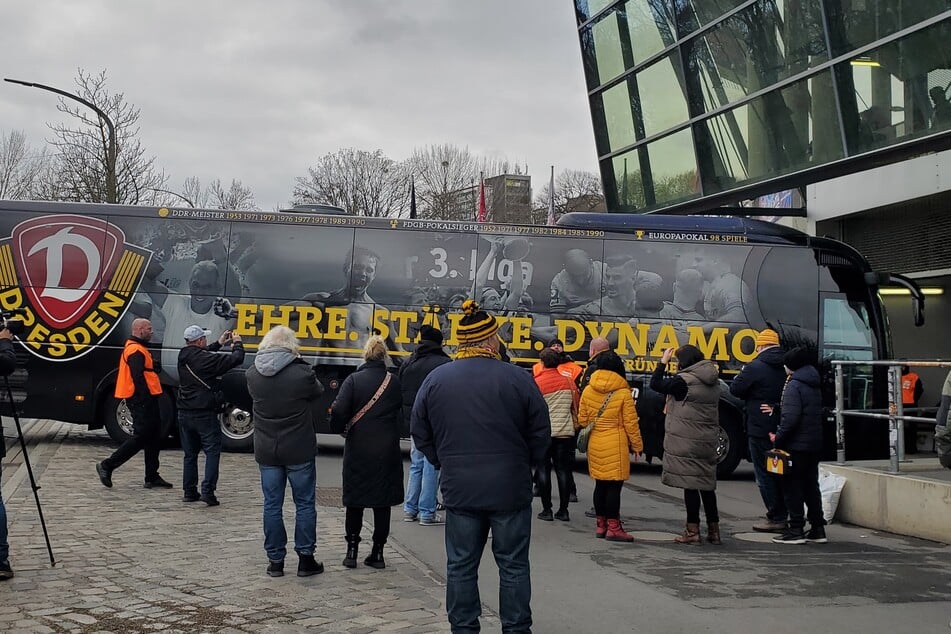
[0,215,151,361]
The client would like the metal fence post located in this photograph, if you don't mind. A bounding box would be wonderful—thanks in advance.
[887,364,901,474]
[896,368,906,462]
[835,363,845,464]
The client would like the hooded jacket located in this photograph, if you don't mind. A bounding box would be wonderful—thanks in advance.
[774,365,823,452]
[579,369,642,481]
[729,346,787,438]
[246,348,324,466]
[534,366,580,438]
[397,340,451,436]
[653,359,720,491]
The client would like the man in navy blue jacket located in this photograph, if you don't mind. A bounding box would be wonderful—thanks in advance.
[412,300,550,634]
[730,329,788,532]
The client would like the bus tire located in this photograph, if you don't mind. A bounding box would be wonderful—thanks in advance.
[716,413,744,479]
[103,393,175,444]
[220,405,254,453]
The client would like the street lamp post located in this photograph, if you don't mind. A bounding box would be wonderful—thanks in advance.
[5,78,118,204]
[441,160,449,220]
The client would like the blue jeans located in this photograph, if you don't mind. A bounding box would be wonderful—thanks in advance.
[749,436,787,522]
[178,410,222,496]
[404,440,439,520]
[259,462,317,562]
[0,462,8,565]
[445,506,532,633]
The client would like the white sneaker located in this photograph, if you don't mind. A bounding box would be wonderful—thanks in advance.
[419,513,445,526]
[402,512,418,522]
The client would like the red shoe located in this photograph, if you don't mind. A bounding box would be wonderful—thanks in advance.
[605,518,634,543]
[596,516,607,538]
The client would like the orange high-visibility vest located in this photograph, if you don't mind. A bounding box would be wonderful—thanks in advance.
[901,372,920,406]
[114,340,162,398]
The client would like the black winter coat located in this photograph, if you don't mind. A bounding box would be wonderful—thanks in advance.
[330,360,404,508]
[411,357,551,512]
[729,346,787,438]
[397,341,451,436]
[774,366,823,452]
[177,342,245,411]
[247,354,324,466]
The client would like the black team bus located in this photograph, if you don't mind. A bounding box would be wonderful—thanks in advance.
[0,200,921,475]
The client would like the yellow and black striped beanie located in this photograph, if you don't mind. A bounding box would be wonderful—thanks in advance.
[456,299,499,344]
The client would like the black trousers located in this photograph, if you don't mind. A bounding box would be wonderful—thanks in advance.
[782,450,825,531]
[345,506,392,545]
[537,437,576,512]
[593,480,623,520]
[102,397,162,481]
[684,489,719,524]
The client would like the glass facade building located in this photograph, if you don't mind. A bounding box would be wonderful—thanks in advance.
[574,1,951,213]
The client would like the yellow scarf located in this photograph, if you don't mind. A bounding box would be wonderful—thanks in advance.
[454,345,501,361]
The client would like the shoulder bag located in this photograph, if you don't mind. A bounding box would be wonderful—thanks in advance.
[185,363,227,413]
[342,372,392,438]
[577,391,614,453]
[765,448,793,475]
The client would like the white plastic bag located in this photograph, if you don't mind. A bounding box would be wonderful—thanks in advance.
[818,468,847,524]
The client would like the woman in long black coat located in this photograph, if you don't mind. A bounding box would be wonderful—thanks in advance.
[330,335,404,569]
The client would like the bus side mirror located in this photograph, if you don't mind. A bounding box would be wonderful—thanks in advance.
[871,271,925,327]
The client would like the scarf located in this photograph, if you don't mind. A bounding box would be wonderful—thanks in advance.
[454,344,501,361]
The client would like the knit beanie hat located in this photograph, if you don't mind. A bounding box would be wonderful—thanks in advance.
[783,347,810,371]
[456,300,499,344]
[418,325,443,344]
[755,329,780,348]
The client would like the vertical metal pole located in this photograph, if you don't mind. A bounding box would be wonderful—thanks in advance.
[896,367,906,462]
[835,363,845,464]
[887,364,900,474]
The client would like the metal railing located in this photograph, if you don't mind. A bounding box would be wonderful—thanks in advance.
[833,360,951,474]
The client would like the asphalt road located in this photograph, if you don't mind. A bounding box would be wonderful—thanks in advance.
[317,436,951,633]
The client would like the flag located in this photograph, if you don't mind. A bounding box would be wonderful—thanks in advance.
[546,165,556,225]
[477,176,487,223]
[409,176,417,219]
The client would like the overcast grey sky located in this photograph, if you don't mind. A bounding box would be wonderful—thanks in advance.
[0,1,599,209]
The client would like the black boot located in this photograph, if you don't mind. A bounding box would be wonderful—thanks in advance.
[343,534,360,569]
[364,542,385,569]
[297,553,324,577]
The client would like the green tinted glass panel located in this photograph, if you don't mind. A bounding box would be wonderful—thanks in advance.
[576,0,620,22]
[601,79,639,150]
[637,51,690,136]
[825,0,951,58]
[683,0,828,114]
[673,0,751,38]
[836,20,951,156]
[610,148,646,210]
[589,13,626,86]
[625,0,678,64]
[645,128,699,204]
[698,71,845,194]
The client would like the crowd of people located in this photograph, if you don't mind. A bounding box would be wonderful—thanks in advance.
[8,302,834,631]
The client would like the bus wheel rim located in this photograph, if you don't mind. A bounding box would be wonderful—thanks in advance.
[221,407,253,440]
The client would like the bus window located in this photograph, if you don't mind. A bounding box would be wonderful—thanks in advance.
[754,247,819,334]
[821,296,874,356]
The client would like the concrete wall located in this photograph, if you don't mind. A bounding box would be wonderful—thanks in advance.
[822,461,951,544]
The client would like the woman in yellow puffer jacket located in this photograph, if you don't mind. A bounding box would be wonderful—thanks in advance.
[578,351,643,543]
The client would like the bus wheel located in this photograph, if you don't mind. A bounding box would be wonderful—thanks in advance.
[103,393,175,444]
[716,416,743,479]
[220,405,253,453]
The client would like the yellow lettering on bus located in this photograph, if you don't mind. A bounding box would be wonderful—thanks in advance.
[508,316,533,351]
[650,325,681,356]
[324,308,348,341]
[555,320,585,353]
[389,310,416,344]
[294,306,323,339]
[84,311,108,337]
[0,287,23,311]
[585,320,615,342]
[46,332,68,358]
[689,326,730,361]
[98,292,124,318]
[615,321,650,356]
[26,323,49,351]
[66,326,91,353]
[260,305,296,333]
[444,313,464,346]
[732,328,758,363]
[235,303,257,336]
[372,308,392,341]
